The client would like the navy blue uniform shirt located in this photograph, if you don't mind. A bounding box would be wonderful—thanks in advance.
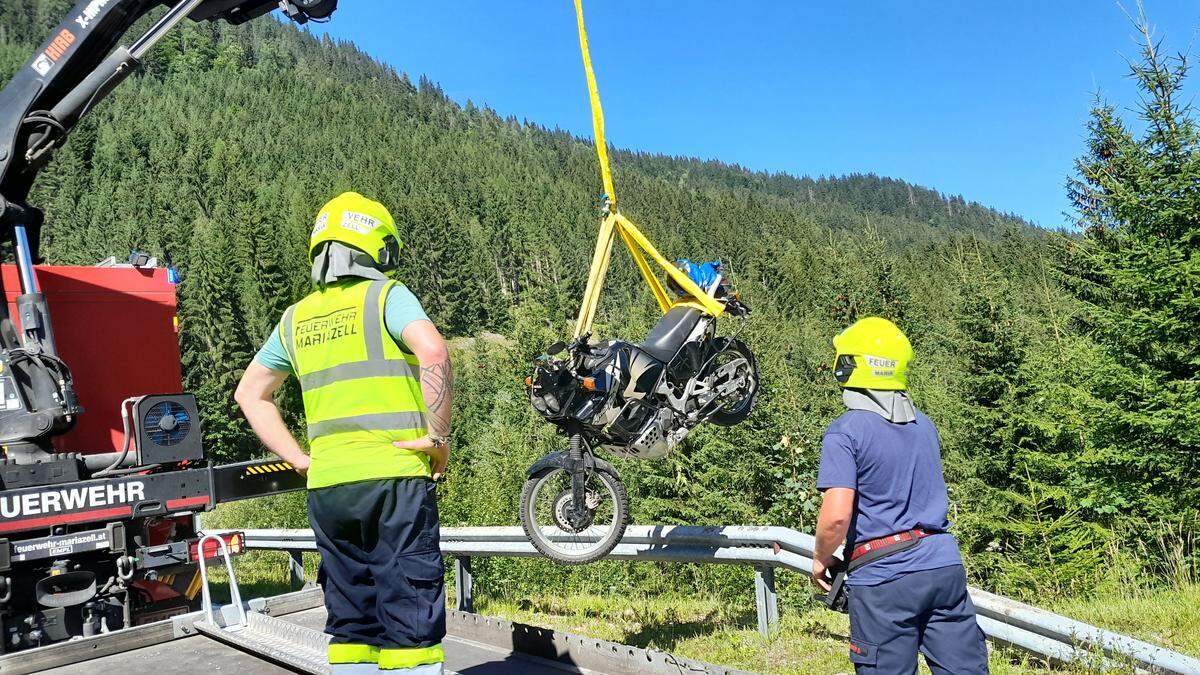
[817,409,963,586]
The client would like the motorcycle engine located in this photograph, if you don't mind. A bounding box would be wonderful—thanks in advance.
[602,404,688,459]
[529,339,690,459]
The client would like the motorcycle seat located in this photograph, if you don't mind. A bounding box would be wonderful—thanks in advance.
[639,306,702,363]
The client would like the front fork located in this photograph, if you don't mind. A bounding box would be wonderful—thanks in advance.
[525,438,622,530]
[568,434,589,526]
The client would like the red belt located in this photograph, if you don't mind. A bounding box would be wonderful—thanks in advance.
[849,527,938,563]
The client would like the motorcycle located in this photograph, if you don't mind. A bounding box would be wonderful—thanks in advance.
[521,261,759,563]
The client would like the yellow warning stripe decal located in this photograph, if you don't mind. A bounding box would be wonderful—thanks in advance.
[184,570,202,600]
[244,462,292,476]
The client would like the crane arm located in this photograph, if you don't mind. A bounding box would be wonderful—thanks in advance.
[0,0,335,215]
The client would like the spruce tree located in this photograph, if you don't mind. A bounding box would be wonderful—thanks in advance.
[1066,22,1200,524]
[179,218,254,462]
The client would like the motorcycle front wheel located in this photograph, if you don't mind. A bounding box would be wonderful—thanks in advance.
[519,466,629,565]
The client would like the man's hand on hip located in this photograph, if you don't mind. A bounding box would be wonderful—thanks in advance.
[290,453,310,477]
[393,436,449,481]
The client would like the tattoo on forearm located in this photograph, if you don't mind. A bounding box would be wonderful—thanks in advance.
[421,360,453,436]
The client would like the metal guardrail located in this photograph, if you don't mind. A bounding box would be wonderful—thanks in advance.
[221,525,1200,675]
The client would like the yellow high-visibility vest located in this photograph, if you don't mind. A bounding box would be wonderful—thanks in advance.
[278,279,429,489]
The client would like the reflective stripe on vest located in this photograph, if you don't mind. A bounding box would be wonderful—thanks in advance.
[282,279,429,489]
[306,411,426,438]
[299,360,418,391]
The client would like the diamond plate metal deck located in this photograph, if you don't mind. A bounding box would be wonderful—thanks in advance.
[194,612,331,674]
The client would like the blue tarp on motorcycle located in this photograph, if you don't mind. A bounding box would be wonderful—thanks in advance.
[674,259,722,292]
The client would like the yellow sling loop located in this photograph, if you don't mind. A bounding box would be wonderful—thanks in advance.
[571,0,724,339]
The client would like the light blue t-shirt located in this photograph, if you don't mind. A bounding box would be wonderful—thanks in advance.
[255,283,430,374]
[817,409,964,586]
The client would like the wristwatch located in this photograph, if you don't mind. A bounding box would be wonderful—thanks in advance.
[429,435,450,449]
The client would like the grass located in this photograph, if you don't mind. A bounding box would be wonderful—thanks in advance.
[474,593,1071,675]
[204,547,1199,674]
[1047,584,1200,660]
[476,593,853,674]
[201,550,311,603]
[471,587,1200,674]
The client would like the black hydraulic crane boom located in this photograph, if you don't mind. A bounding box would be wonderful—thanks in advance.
[0,0,337,232]
[0,0,333,207]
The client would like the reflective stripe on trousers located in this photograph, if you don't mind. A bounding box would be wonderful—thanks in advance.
[329,643,378,665]
[333,658,446,667]
[329,643,445,673]
[380,644,445,670]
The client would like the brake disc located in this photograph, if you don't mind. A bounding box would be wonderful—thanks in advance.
[552,489,600,531]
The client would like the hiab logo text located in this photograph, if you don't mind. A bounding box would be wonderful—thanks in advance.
[30,28,75,76]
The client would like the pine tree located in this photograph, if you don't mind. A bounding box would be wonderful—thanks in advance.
[178,218,254,462]
[1066,21,1200,523]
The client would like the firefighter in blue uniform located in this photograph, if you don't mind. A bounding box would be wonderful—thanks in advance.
[812,317,989,674]
[236,193,453,674]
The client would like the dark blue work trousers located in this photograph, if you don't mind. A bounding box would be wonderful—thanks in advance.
[308,477,447,651]
[847,564,989,674]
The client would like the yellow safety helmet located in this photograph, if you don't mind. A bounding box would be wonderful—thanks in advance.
[831,317,914,391]
[309,192,403,269]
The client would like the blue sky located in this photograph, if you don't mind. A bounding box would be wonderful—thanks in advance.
[312,2,1199,228]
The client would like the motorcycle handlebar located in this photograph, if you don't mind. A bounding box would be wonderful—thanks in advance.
[568,332,592,352]
[723,295,751,317]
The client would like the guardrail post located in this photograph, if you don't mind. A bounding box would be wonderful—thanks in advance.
[754,565,778,637]
[288,550,305,588]
[454,556,474,613]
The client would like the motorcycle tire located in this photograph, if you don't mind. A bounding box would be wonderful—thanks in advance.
[520,467,629,565]
[708,338,760,427]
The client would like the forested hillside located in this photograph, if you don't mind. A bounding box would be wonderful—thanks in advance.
[2,1,1195,601]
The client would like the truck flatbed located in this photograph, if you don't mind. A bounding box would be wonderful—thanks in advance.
[44,607,576,675]
[8,588,746,675]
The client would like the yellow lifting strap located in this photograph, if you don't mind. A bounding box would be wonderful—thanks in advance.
[573,0,617,208]
[571,0,725,339]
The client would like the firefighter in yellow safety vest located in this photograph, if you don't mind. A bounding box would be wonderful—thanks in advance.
[236,192,453,675]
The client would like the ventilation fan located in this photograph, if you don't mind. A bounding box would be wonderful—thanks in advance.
[133,394,203,465]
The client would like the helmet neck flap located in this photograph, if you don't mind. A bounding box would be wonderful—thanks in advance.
[311,240,389,287]
[842,387,917,424]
